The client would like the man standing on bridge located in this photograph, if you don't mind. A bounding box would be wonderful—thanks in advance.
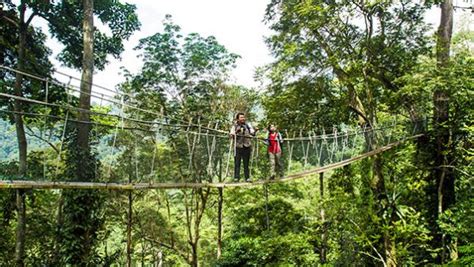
[230,112,257,182]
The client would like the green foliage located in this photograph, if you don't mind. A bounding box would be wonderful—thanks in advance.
[217,191,318,266]
[55,128,105,265]
[0,120,18,161]
[263,76,350,132]
[122,15,241,122]
[1,2,473,266]
[217,233,318,266]
[263,0,433,127]
[0,6,67,123]
[398,38,473,263]
[45,0,141,70]
[0,190,15,266]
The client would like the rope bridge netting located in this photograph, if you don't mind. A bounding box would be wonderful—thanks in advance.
[0,66,426,189]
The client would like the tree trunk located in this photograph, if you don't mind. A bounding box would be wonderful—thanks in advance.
[433,0,456,263]
[372,154,397,266]
[217,159,223,259]
[165,195,174,247]
[127,191,133,267]
[52,195,64,265]
[384,233,397,267]
[372,155,386,202]
[319,172,327,264]
[14,5,28,179]
[190,242,198,267]
[436,0,453,68]
[77,0,94,154]
[15,190,26,267]
[217,187,223,259]
[186,188,210,267]
[264,185,270,231]
[157,250,163,267]
[14,4,28,266]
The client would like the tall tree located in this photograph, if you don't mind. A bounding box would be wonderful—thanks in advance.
[432,0,456,262]
[77,0,94,153]
[118,17,242,265]
[263,1,433,265]
[1,2,53,265]
[2,0,139,263]
[43,0,140,154]
[42,1,139,264]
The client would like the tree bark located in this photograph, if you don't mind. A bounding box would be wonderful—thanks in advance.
[319,172,327,264]
[15,190,26,267]
[372,154,398,266]
[52,195,64,265]
[14,3,29,266]
[264,185,270,231]
[436,0,453,68]
[77,0,94,154]
[186,188,210,267]
[127,190,133,267]
[217,158,223,259]
[217,187,223,259]
[433,0,456,262]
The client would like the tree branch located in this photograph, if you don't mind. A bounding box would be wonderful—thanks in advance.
[349,105,371,127]
[1,15,20,27]
[348,218,387,267]
[25,11,37,27]
[143,237,190,264]
[25,125,59,153]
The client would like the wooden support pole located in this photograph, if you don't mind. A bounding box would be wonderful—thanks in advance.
[127,190,133,267]
[264,184,270,231]
[319,172,327,264]
[217,187,223,259]
[217,158,223,259]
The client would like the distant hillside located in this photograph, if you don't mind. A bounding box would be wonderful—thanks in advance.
[1,119,116,163]
[0,119,57,162]
[0,119,18,161]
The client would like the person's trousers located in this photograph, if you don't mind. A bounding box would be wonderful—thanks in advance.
[234,147,251,180]
[269,152,282,178]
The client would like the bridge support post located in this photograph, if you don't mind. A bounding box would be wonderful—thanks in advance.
[319,172,327,264]
[127,190,132,267]
[217,158,223,259]
[217,187,223,259]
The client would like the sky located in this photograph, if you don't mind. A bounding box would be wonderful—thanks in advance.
[29,0,473,96]
[35,0,274,94]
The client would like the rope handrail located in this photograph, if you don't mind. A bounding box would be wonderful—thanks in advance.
[1,64,427,189]
[0,65,231,134]
[0,134,423,190]
[1,64,426,139]
[0,93,421,141]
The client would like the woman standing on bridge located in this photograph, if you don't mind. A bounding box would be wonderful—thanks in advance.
[265,124,284,179]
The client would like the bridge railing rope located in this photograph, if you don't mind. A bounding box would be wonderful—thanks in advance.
[0,66,426,189]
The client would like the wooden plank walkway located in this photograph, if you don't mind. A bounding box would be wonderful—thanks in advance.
[0,135,423,190]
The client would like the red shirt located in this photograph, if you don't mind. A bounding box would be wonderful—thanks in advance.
[268,132,281,154]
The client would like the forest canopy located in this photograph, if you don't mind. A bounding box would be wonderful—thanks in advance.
[0,0,472,266]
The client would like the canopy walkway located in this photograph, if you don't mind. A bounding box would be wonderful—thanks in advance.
[0,134,423,189]
[0,65,426,190]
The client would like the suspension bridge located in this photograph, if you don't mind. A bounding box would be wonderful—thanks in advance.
[0,65,426,190]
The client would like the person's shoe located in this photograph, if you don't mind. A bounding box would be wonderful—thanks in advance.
[233,178,239,183]
[245,178,251,183]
